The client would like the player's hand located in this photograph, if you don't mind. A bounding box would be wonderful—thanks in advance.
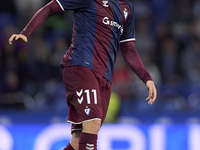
[9,34,28,45]
[146,80,157,105]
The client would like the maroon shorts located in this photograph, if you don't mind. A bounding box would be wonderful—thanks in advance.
[62,66,112,132]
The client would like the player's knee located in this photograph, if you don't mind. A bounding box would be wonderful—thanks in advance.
[82,119,101,134]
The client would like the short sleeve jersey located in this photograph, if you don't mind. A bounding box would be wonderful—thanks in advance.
[57,0,135,82]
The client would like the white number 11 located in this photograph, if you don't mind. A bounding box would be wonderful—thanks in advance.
[84,89,97,104]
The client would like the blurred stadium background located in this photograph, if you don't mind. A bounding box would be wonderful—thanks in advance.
[1,0,200,150]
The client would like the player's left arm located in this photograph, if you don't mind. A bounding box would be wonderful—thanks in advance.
[120,41,157,105]
[9,0,62,45]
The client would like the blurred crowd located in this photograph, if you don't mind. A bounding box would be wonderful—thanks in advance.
[0,0,200,115]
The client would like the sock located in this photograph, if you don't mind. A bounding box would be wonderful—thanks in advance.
[63,143,75,150]
[79,132,97,150]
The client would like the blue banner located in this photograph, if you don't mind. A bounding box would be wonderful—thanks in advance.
[0,123,200,150]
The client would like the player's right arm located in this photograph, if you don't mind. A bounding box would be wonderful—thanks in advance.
[8,0,93,45]
[9,34,28,44]
[9,0,63,45]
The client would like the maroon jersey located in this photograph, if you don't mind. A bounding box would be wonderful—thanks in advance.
[58,0,135,82]
[20,0,152,84]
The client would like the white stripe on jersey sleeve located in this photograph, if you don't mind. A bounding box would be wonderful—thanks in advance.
[55,0,65,11]
[120,38,136,43]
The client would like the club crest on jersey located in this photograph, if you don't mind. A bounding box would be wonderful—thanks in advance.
[102,0,109,7]
[124,8,128,20]
[84,107,91,116]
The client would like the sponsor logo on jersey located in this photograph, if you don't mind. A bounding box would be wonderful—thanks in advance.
[124,8,128,20]
[102,0,109,7]
[102,17,124,35]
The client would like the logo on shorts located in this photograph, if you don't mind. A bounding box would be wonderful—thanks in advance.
[85,106,91,116]
[86,143,94,149]
[76,89,83,104]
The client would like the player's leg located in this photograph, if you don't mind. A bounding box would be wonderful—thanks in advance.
[78,119,100,150]
[62,66,109,150]
[63,130,82,150]
[78,75,112,150]
[63,143,74,150]
[71,130,82,149]
[82,119,101,134]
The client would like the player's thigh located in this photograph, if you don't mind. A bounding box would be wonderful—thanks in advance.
[82,119,101,134]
